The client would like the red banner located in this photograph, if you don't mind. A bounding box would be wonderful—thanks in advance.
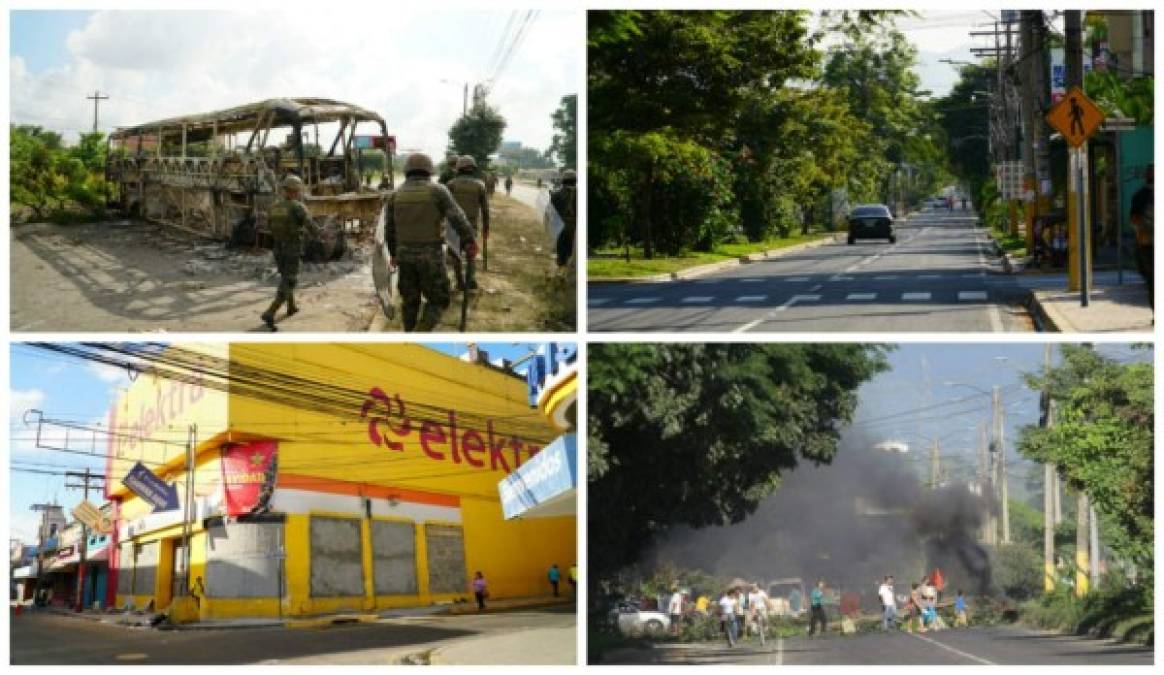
[221,441,278,516]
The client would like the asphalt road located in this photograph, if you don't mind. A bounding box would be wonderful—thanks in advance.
[9,606,575,665]
[588,207,1035,333]
[605,625,1153,665]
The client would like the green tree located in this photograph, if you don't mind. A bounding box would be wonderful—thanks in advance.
[447,101,507,168]
[1018,346,1153,571]
[588,343,890,577]
[937,64,994,208]
[10,125,106,221]
[548,94,577,169]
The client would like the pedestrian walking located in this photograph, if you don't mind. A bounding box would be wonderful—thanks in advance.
[718,590,738,647]
[808,579,828,637]
[907,582,923,633]
[878,576,898,630]
[261,174,319,330]
[380,153,478,332]
[568,563,578,597]
[954,589,969,627]
[1131,165,1154,311]
[548,563,561,597]
[748,584,770,645]
[473,571,488,612]
[504,175,513,196]
[446,155,490,291]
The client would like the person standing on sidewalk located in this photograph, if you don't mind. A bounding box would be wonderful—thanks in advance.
[808,579,828,637]
[878,576,898,630]
[1131,165,1154,310]
[668,587,684,635]
[548,563,561,597]
[473,571,488,612]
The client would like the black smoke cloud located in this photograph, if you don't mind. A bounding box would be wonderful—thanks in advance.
[644,434,997,603]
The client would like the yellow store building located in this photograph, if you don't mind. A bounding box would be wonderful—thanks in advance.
[104,344,576,621]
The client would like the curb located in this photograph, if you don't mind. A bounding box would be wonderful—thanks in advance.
[589,233,843,285]
[1025,291,1061,333]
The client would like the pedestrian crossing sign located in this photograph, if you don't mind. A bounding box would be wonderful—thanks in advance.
[1045,86,1105,148]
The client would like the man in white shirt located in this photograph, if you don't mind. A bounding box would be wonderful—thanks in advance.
[668,589,684,634]
[718,592,738,647]
[748,584,770,644]
[878,576,897,630]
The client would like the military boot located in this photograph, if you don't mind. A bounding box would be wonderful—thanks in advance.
[286,294,299,317]
[465,258,479,290]
[260,298,283,331]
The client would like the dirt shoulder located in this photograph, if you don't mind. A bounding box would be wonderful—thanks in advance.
[10,195,572,333]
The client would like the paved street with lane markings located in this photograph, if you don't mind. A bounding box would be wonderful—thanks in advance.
[589,207,1035,333]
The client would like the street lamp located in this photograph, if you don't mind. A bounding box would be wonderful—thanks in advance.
[944,381,1009,545]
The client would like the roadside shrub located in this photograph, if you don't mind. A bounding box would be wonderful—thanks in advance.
[994,543,1044,600]
[1021,577,1153,644]
[589,131,735,256]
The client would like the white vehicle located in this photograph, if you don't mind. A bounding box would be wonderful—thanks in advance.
[610,601,671,637]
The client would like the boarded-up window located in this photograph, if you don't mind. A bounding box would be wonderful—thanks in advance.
[116,542,134,595]
[133,541,158,597]
[425,524,466,595]
[372,520,417,596]
[310,516,364,598]
[205,522,283,599]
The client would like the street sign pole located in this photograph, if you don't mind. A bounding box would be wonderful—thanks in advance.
[1076,146,1089,307]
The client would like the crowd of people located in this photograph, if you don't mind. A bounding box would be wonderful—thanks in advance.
[877,573,969,633]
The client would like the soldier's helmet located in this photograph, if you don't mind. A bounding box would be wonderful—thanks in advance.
[404,153,436,176]
[456,155,478,171]
[282,174,305,192]
[561,169,577,184]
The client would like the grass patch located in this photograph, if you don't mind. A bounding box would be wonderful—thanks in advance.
[588,231,835,279]
[987,228,1028,258]
[1020,582,1153,646]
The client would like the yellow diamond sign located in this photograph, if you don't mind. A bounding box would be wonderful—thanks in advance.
[1045,86,1106,148]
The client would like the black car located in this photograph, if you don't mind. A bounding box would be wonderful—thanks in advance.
[846,204,896,244]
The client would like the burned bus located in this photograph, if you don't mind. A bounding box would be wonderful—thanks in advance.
[106,98,394,257]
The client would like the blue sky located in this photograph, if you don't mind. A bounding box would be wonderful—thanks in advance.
[7,342,573,542]
[9,9,579,149]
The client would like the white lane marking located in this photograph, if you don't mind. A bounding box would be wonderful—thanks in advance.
[919,274,942,279]
[741,278,764,283]
[873,275,899,280]
[736,295,767,302]
[732,295,821,333]
[907,631,996,665]
[785,276,811,282]
[625,297,660,305]
[809,284,823,292]
[828,275,855,282]
[681,296,713,303]
[958,291,988,301]
[847,292,877,301]
[902,292,931,301]
[588,298,611,306]
[776,635,784,666]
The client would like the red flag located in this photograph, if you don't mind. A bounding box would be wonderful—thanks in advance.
[931,568,945,591]
[222,441,278,516]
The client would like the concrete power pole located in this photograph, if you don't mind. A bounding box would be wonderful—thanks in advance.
[992,385,1011,544]
[1089,504,1100,587]
[1042,344,1056,592]
[86,90,109,132]
[980,421,995,545]
[1064,11,1092,296]
[1076,490,1091,596]
[65,469,104,612]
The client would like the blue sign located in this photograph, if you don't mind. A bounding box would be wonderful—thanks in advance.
[498,434,577,519]
[122,462,179,512]
[526,343,577,406]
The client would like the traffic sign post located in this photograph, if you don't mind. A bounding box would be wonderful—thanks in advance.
[1046,87,1105,305]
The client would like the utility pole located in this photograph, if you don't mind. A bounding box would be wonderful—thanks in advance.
[1076,490,1091,596]
[1064,11,1092,298]
[86,90,109,132]
[1041,344,1056,592]
[992,385,1010,544]
[1089,504,1100,587]
[463,83,469,116]
[65,469,105,612]
[980,421,996,546]
[930,438,942,490]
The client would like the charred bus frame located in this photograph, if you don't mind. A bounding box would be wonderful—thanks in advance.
[106,97,394,245]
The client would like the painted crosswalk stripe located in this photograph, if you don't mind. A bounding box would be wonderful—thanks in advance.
[828,275,855,282]
[741,278,764,283]
[958,291,988,301]
[918,274,942,279]
[902,292,931,301]
[873,275,899,280]
[588,298,611,306]
[625,297,660,305]
[785,276,811,282]
[736,295,767,302]
[681,296,713,303]
[846,293,876,301]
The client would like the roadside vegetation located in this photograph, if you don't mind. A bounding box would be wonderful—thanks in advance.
[589,231,834,279]
[10,125,108,224]
[588,11,949,277]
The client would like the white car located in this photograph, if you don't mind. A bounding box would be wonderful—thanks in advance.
[611,602,671,637]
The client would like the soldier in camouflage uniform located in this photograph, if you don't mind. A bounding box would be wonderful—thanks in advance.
[446,155,490,290]
[383,153,479,331]
[484,171,498,198]
[549,169,577,267]
[438,153,459,185]
[262,174,319,330]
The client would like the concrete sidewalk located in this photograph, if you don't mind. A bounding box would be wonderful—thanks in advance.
[428,624,576,665]
[1028,282,1153,332]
